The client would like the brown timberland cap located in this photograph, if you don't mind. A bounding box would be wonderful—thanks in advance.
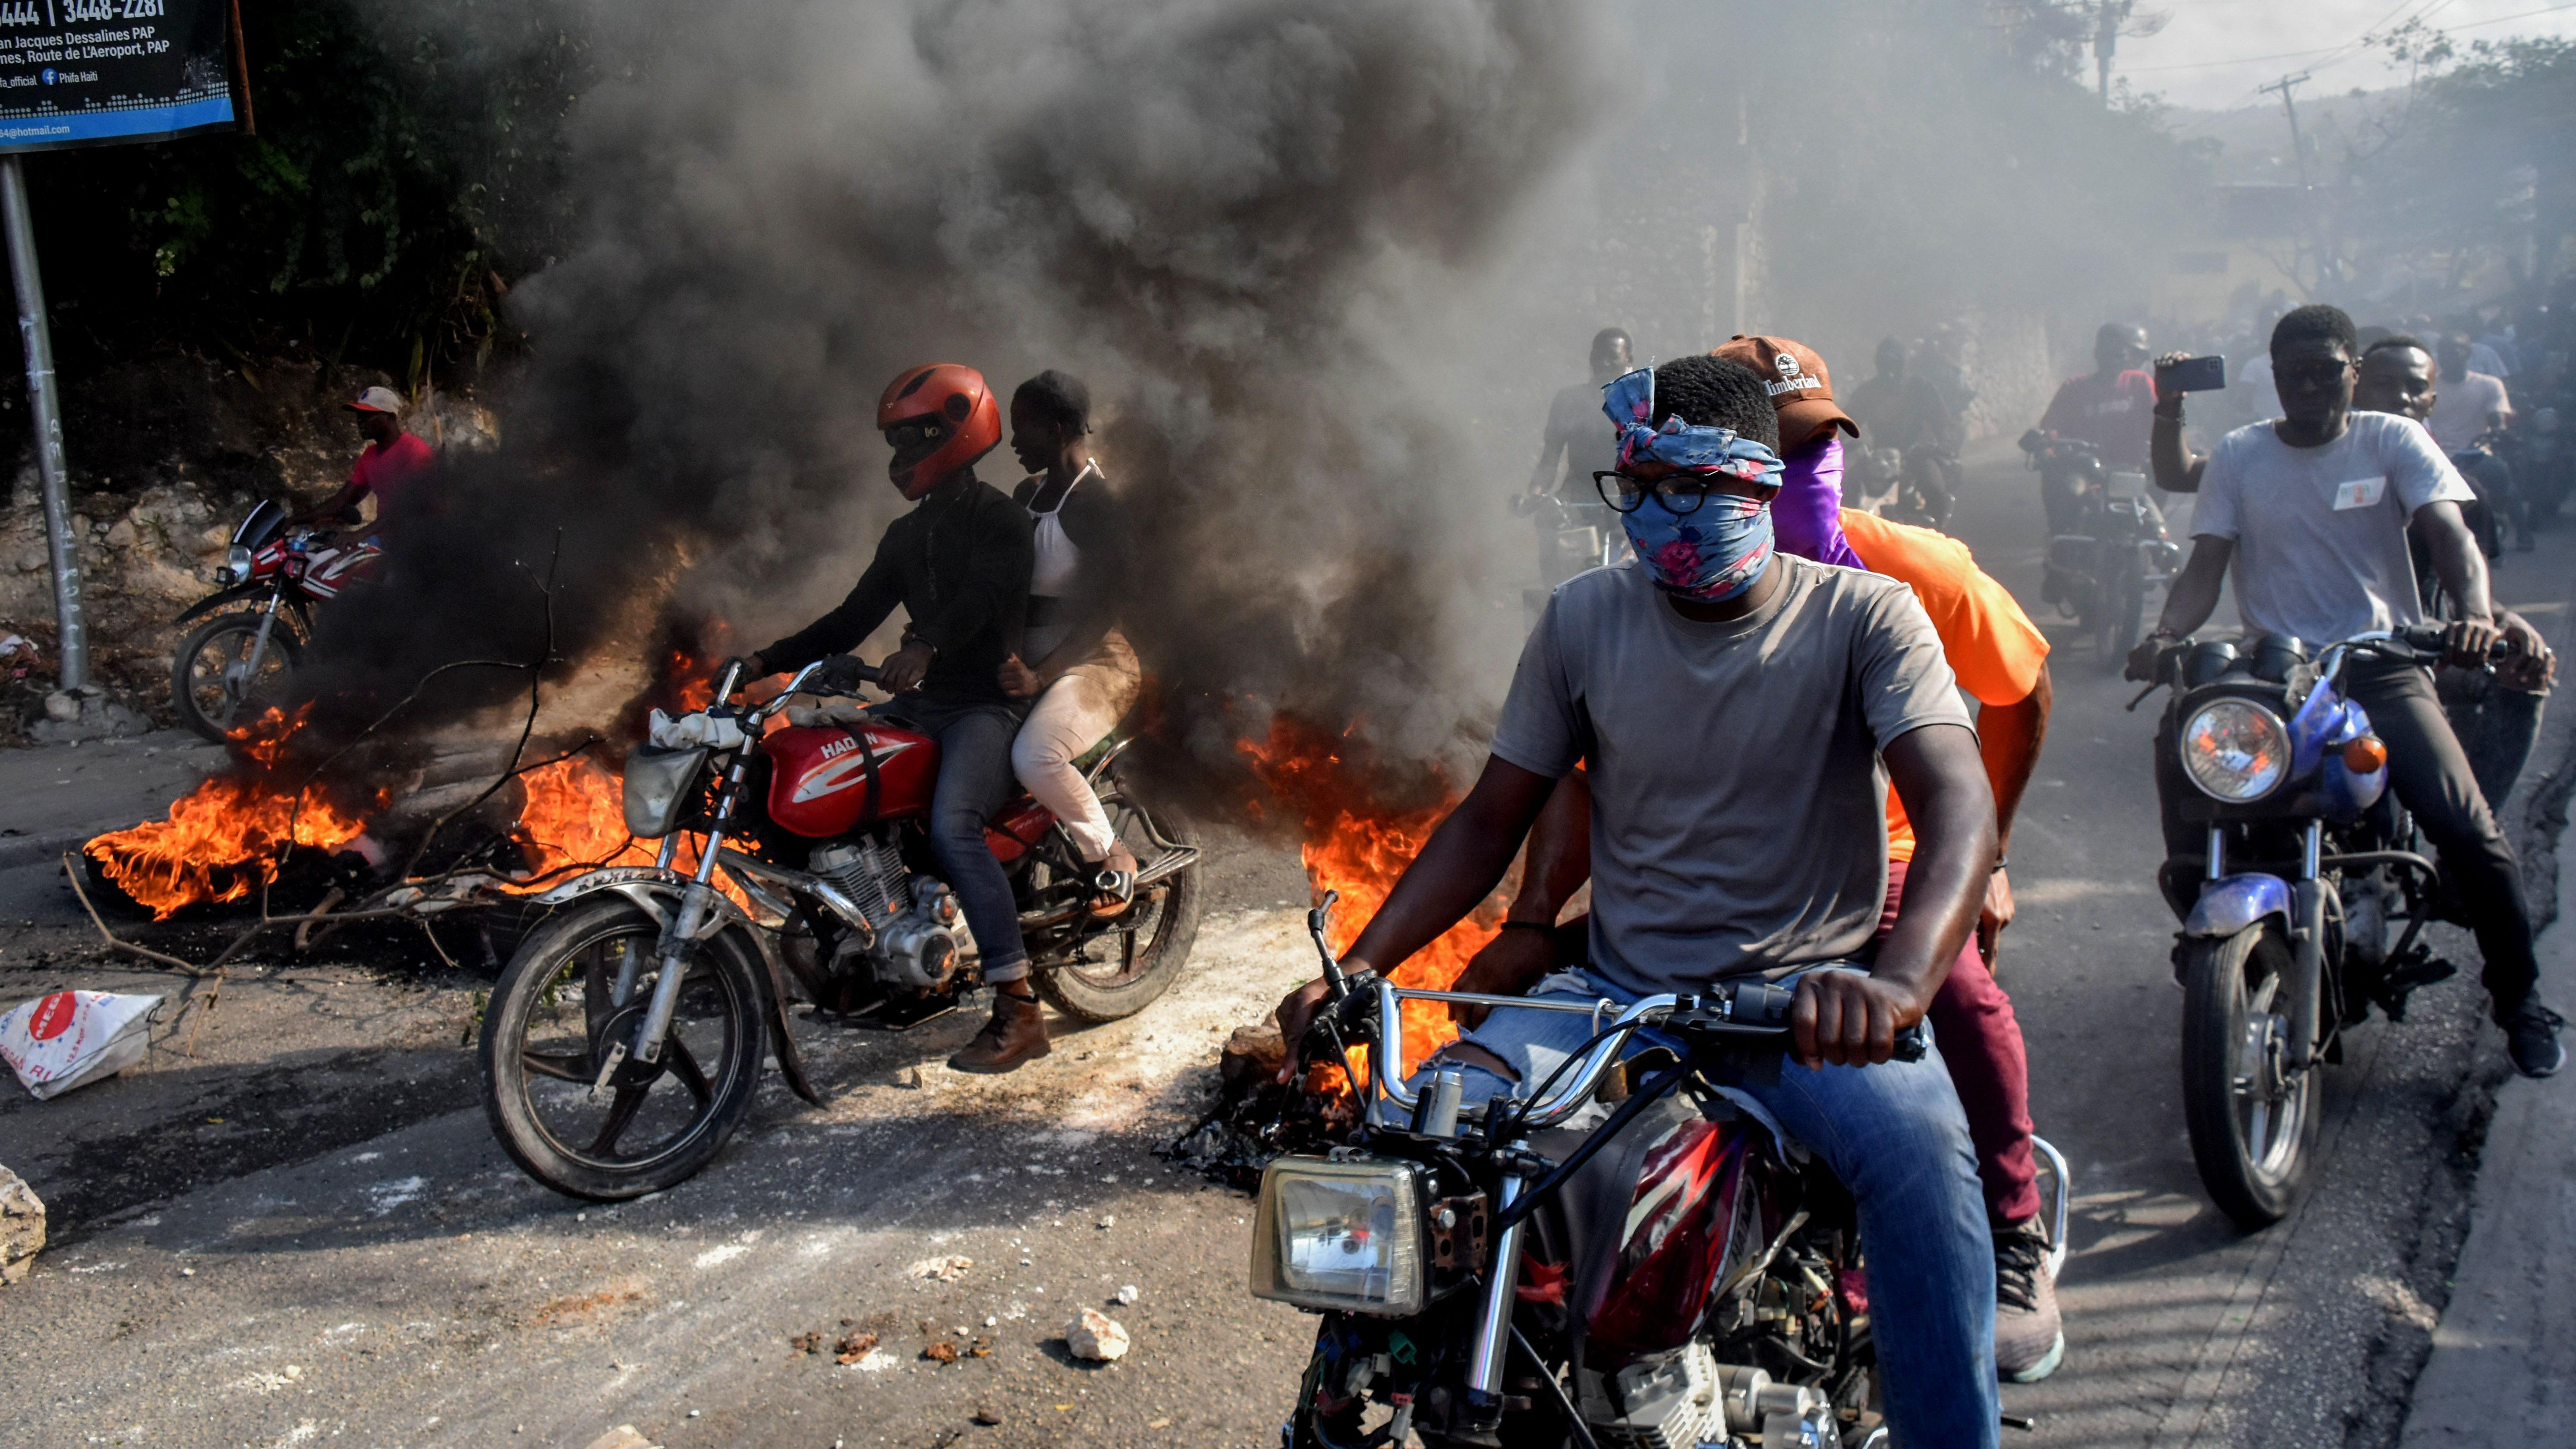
[1713,334,1859,450]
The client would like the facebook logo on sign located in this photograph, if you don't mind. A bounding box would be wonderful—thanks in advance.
[39,68,53,84]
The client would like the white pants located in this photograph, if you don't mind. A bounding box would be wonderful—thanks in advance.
[1012,630,1142,863]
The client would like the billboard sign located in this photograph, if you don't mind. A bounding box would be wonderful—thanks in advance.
[0,0,242,153]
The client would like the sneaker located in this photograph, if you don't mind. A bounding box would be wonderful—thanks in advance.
[948,992,1051,1074]
[2505,1000,2566,1079]
[1993,1217,2066,1383]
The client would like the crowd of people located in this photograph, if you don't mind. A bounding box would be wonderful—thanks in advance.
[310,287,2567,1446]
[1257,300,2565,1446]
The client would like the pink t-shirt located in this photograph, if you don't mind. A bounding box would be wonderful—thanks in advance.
[349,432,435,517]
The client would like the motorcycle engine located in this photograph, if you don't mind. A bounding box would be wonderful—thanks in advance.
[876,879,966,992]
[806,840,964,992]
[1581,1348,1842,1449]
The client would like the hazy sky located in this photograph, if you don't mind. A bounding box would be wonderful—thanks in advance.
[2117,0,2576,110]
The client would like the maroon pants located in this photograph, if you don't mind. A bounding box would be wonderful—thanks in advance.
[1881,858,2040,1225]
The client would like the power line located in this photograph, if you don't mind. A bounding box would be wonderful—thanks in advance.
[2126,0,2574,74]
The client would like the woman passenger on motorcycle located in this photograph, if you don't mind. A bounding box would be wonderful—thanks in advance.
[996,371,1145,915]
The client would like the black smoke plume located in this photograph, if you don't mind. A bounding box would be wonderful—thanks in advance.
[298,0,1611,811]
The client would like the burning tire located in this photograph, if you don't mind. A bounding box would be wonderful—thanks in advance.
[171,612,302,743]
[1034,791,1202,1024]
[479,895,770,1200]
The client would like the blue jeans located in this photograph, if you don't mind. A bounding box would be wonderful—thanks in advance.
[1420,969,2000,1449]
[871,690,1030,980]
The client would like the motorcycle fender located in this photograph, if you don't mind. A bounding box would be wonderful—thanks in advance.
[173,583,280,626]
[2182,872,2292,939]
[533,868,825,1106]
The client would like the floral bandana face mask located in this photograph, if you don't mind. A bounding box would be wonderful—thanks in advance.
[1600,368,1786,602]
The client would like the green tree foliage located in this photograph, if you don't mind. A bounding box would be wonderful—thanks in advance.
[21,0,581,386]
[2357,31,2576,297]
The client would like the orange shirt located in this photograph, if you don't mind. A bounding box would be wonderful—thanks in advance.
[1840,509,2050,861]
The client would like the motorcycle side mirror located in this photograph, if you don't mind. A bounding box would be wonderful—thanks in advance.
[1309,890,1349,997]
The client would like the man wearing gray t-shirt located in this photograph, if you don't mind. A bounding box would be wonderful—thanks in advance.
[1272,355,2008,1446]
[2133,304,2562,1076]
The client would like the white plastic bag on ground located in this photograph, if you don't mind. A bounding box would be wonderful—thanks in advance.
[1,991,162,1100]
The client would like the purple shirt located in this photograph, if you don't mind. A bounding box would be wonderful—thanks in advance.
[1774,436,1862,569]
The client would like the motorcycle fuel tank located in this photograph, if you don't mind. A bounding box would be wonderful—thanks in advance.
[761,722,940,838]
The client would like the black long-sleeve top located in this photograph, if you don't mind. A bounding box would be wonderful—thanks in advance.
[757,472,1034,703]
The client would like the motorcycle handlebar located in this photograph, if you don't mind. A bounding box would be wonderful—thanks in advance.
[2127,625,2522,710]
[1364,974,1926,1132]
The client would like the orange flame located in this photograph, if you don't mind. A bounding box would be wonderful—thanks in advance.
[1239,715,1507,1088]
[85,709,375,920]
[506,755,753,911]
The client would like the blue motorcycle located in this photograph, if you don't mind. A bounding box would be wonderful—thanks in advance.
[2135,625,2495,1227]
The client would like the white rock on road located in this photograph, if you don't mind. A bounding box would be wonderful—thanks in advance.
[0,1164,43,1285]
[1065,1306,1130,1361]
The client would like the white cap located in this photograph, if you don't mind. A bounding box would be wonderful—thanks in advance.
[346,385,404,416]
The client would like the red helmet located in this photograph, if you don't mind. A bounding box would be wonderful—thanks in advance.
[878,363,1001,500]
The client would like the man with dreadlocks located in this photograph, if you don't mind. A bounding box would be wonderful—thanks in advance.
[1272,354,2008,1446]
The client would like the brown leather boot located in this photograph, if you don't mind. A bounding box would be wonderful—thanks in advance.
[948,991,1050,1074]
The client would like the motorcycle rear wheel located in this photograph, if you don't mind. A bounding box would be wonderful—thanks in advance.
[171,611,302,742]
[480,896,770,1200]
[2180,923,2319,1228]
[1035,791,1203,1024]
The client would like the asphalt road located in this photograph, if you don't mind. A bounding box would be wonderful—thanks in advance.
[3,443,2571,1449]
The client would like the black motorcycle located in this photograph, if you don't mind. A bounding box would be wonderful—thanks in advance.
[1253,896,2066,1447]
[2023,434,2179,667]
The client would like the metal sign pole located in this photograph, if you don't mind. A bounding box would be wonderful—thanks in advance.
[0,153,83,691]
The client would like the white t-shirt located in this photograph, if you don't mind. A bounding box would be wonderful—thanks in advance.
[2191,412,2475,646]
[2426,371,2511,454]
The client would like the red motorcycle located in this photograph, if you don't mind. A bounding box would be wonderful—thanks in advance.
[1254,898,2066,1448]
[478,655,1203,1199]
[169,499,384,740]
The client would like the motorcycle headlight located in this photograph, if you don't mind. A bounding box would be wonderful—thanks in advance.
[1248,1156,1427,1316]
[2181,699,2291,802]
[216,544,252,586]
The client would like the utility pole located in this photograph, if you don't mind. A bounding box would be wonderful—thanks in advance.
[2260,71,2313,191]
[2258,71,2332,289]
[2094,0,2134,105]
[0,157,82,690]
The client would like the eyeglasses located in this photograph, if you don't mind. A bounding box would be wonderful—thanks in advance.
[1593,470,1733,515]
[2276,362,2355,388]
[885,422,947,452]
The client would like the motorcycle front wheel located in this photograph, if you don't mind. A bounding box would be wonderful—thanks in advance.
[2097,557,2145,668]
[171,611,302,742]
[2180,923,2320,1227]
[480,896,770,1200]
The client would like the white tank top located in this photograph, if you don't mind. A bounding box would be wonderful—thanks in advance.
[1027,461,1095,599]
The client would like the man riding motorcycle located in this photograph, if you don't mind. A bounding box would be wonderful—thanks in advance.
[2136,305,2564,1077]
[1466,331,2069,1385]
[1522,326,1636,584]
[2032,323,2157,532]
[1845,336,1964,527]
[2355,337,2557,807]
[1275,354,2006,1447]
[291,386,437,532]
[744,362,1047,1074]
